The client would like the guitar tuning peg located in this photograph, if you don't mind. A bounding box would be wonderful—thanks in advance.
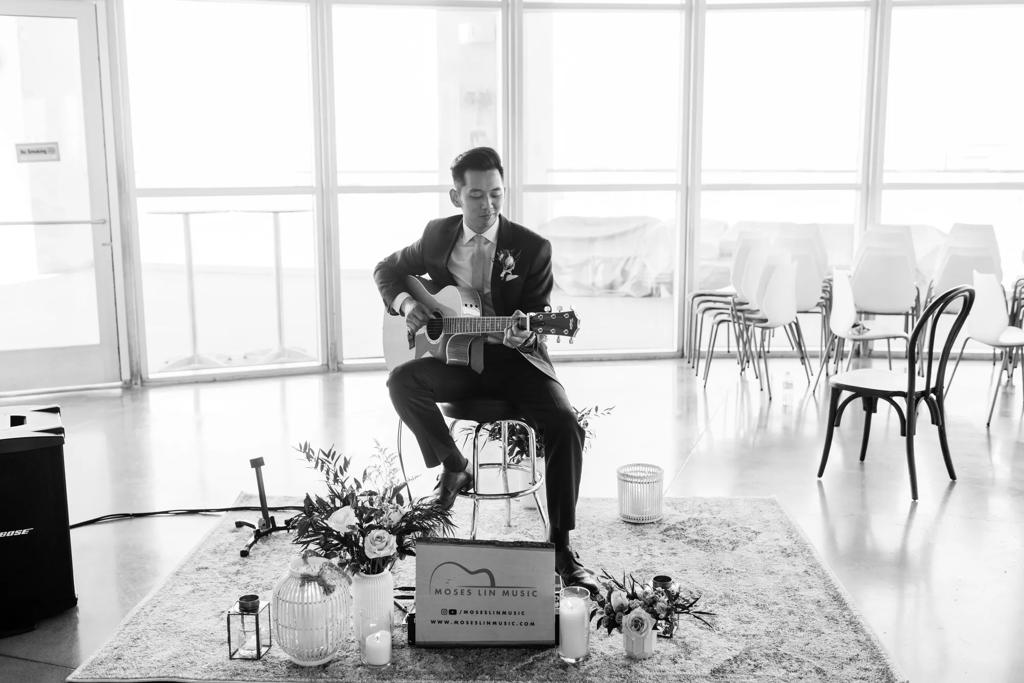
[556,337,561,343]
[568,338,574,344]
[544,306,551,312]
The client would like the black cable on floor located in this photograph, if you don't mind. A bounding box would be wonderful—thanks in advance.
[70,505,304,530]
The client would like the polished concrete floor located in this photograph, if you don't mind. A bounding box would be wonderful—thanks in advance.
[1,356,1022,682]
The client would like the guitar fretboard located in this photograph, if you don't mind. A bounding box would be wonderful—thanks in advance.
[439,316,520,334]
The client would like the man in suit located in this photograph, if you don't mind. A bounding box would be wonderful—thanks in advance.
[374,147,599,595]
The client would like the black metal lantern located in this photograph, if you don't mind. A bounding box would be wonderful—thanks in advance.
[227,594,271,660]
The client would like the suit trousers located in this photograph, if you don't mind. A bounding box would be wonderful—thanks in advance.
[387,344,585,531]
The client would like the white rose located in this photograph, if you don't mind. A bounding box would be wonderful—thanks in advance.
[610,590,628,611]
[386,508,404,527]
[624,607,655,637]
[325,506,355,533]
[363,529,397,559]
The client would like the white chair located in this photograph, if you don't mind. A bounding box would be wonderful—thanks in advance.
[812,269,910,391]
[929,246,1001,308]
[689,231,768,373]
[812,223,855,270]
[739,255,812,399]
[946,272,1024,426]
[949,223,1001,276]
[775,233,829,348]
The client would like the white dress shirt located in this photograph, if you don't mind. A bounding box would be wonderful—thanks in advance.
[391,217,499,317]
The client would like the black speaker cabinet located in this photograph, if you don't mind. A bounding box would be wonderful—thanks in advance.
[0,405,77,636]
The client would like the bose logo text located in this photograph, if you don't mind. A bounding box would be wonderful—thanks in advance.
[0,528,34,538]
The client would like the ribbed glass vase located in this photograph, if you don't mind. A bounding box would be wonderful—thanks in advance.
[351,570,393,643]
[272,556,350,666]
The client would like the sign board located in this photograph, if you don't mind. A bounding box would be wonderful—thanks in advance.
[413,538,555,646]
[15,142,60,163]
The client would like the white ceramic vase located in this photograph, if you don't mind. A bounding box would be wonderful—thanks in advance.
[272,556,350,666]
[351,570,394,642]
[623,627,656,659]
[622,608,657,659]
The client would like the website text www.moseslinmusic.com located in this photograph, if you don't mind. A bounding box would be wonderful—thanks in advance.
[430,620,536,627]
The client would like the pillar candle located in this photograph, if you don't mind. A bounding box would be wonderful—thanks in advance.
[363,629,391,666]
[558,596,589,660]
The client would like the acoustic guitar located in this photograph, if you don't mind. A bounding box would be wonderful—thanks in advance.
[382,276,580,371]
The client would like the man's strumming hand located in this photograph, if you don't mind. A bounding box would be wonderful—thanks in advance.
[401,299,432,336]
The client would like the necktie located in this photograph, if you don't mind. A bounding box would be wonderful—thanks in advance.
[471,234,488,292]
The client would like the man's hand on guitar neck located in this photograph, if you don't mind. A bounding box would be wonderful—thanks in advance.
[400,297,432,336]
[504,310,538,352]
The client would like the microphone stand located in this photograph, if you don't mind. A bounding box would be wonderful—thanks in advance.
[235,457,293,557]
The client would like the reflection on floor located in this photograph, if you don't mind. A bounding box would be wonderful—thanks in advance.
[1,357,1023,682]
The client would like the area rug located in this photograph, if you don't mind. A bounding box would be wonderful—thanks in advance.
[68,496,904,682]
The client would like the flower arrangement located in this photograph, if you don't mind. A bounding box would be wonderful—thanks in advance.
[288,442,455,575]
[594,571,715,637]
[460,404,613,466]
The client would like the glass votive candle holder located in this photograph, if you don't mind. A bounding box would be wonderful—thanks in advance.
[557,586,591,664]
[617,463,664,524]
[652,575,676,638]
[227,594,271,660]
[358,611,392,668]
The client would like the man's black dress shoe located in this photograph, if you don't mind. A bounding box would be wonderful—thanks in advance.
[427,468,473,511]
[555,546,602,599]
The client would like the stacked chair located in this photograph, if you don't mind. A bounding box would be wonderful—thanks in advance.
[946,272,1024,426]
[695,225,823,397]
[928,223,1002,307]
[688,230,769,377]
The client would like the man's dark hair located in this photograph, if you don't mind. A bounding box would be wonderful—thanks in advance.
[450,147,504,186]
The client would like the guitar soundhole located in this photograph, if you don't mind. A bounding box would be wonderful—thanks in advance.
[426,318,444,341]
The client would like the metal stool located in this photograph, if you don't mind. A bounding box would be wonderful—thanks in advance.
[396,399,548,540]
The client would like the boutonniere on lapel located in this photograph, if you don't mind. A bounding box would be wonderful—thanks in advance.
[494,249,521,282]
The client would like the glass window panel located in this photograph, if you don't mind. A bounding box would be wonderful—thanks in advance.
[523,11,684,185]
[702,9,868,184]
[0,224,99,351]
[880,189,1024,287]
[339,192,454,360]
[523,191,679,352]
[123,0,314,188]
[885,6,1024,183]
[137,195,320,375]
[0,16,90,222]
[526,0,681,5]
[707,0,862,3]
[699,189,857,289]
[333,7,502,186]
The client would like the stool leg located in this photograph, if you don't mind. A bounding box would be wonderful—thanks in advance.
[396,419,410,494]
[528,424,548,537]
[501,421,512,528]
[470,424,483,540]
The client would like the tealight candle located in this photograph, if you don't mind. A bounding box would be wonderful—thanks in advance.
[557,586,590,663]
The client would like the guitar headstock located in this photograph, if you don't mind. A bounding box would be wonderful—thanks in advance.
[529,308,579,340]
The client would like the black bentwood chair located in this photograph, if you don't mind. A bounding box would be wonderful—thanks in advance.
[817,285,975,501]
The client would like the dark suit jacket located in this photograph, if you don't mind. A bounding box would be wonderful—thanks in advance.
[374,214,559,382]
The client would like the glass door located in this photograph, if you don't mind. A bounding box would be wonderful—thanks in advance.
[0,0,120,391]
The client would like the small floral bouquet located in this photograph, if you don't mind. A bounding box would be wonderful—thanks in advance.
[594,571,715,637]
[288,442,455,576]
